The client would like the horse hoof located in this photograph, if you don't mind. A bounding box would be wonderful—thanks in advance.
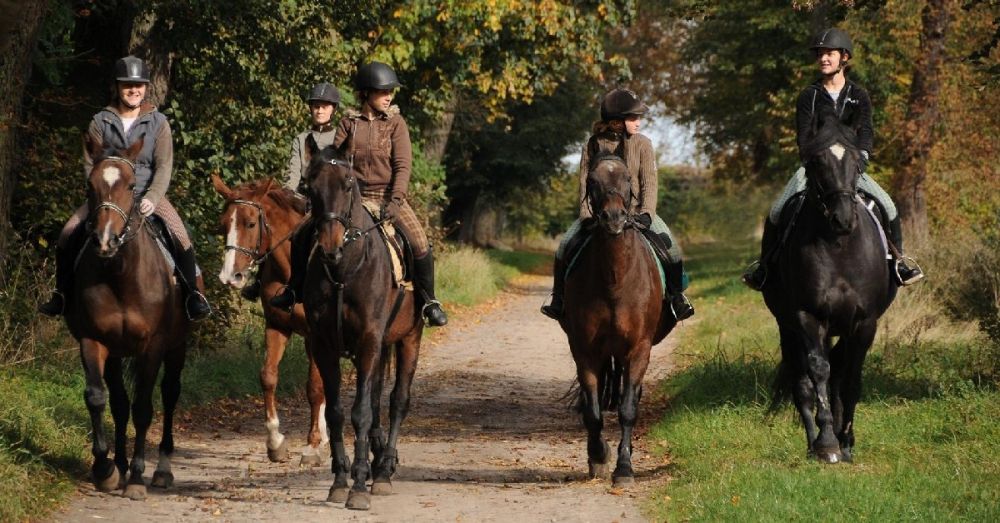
[612,475,635,487]
[151,471,174,489]
[346,490,371,510]
[588,461,611,480]
[93,465,120,493]
[814,450,842,464]
[299,451,324,468]
[267,440,290,463]
[327,486,350,503]
[123,483,147,500]
[371,479,392,496]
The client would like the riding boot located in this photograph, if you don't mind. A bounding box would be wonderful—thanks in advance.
[665,255,694,322]
[742,219,780,291]
[413,249,447,326]
[541,228,590,320]
[38,239,79,316]
[269,219,312,311]
[177,247,212,321]
[887,216,924,286]
[240,275,261,301]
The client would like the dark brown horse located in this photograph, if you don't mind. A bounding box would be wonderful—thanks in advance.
[765,113,897,463]
[303,141,423,511]
[559,152,677,487]
[63,135,191,500]
[212,175,328,466]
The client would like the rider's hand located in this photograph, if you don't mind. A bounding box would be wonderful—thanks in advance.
[635,212,652,228]
[139,198,155,216]
[860,150,870,172]
[381,199,401,221]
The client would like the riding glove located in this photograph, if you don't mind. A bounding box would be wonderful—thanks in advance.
[635,212,652,229]
[381,199,401,221]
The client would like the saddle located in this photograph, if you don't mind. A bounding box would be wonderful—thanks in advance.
[360,201,411,287]
[564,224,668,298]
[772,193,890,261]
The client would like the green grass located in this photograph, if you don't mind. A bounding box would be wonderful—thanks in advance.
[0,246,543,521]
[646,241,1000,522]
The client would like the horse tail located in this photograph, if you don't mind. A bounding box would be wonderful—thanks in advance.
[599,356,623,412]
[768,353,798,415]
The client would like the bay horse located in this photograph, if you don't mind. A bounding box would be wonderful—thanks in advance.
[212,175,328,466]
[303,139,423,510]
[560,151,677,487]
[63,134,191,499]
[764,112,897,463]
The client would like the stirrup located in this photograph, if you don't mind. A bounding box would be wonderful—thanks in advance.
[185,291,212,321]
[268,285,297,311]
[38,290,66,316]
[670,293,695,321]
[894,256,925,286]
[540,293,562,320]
[741,260,767,290]
[420,299,447,326]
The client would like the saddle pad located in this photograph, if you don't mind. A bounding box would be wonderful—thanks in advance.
[565,234,667,298]
[859,196,891,260]
[361,200,405,285]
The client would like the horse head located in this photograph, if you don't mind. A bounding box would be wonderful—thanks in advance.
[586,150,632,236]
[85,133,144,258]
[214,174,278,288]
[304,135,363,265]
[802,109,863,236]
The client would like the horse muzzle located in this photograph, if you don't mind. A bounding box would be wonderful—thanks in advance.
[93,231,123,258]
[598,208,628,236]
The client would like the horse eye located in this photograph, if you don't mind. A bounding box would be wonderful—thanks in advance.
[129,183,136,190]
[247,221,256,229]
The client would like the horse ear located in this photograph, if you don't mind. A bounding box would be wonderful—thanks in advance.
[124,133,145,161]
[83,132,103,163]
[211,173,234,200]
[262,177,275,193]
[304,133,319,164]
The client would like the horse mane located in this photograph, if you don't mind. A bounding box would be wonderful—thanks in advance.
[231,178,307,215]
[801,107,859,160]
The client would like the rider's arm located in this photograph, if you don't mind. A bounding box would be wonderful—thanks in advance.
[854,86,874,156]
[285,134,303,191]
[578,139,592,219]
[795,87,816,162]
[143,119,173,206]
[389,117,413,201]
[636,135,658,216]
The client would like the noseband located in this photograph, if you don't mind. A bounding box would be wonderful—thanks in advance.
[89,156,142,247]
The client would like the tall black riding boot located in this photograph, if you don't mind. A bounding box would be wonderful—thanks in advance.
[540,258,567,320]
[663,245,694,321]
[38,224,86,316]
[269,219,313,311]
[742,219,780,291]
[177,247,212,321]
[887,216,924,286]
[413,249,447,326]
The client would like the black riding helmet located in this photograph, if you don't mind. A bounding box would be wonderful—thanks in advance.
[115,55,150,83]
[355,62,402,91]
[307,82,341,105]
[810,27,853,59]
[600,88,648,122]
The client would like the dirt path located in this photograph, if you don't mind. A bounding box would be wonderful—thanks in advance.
[55,274,679,522]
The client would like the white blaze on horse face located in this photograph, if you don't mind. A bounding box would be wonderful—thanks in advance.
[101,165,121,188]
[218,209,240,286]
[829,143,846,161]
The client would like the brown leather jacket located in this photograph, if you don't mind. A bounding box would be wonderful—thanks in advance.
[333,105,413,202]
[578,122,658,219]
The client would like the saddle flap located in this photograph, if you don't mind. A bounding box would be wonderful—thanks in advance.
[360,201,408,285]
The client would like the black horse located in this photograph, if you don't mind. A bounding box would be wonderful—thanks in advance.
[302,139,423,510]
[765,113,897,463]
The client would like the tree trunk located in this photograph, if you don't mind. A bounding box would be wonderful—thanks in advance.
[0,0,48,271]
[458,194,505,248]
[422,95,457,164]
[891,0,954,244]
[123,3,172,106]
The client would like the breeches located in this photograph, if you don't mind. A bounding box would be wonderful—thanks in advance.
[768,167,898,224]
[360,194,430,257]
[60,197,193,250]
[557,214,683,261]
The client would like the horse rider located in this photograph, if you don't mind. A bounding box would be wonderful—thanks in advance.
[270,62,448,327]
[239,81,341,301]
[743,28,924,290]
[541,87,695,322]
[38,55,212,320]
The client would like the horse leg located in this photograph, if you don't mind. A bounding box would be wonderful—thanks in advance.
[795,313,841,463]
[301,335,328,467]
[779,323,819,454]
[314,346,349,504]
[373,331,421,495]
[103,356,129,491]
[578,366,611,480]
[613,347,651,487]
[261,327,291,463]
[153,343,186,489]
[123,353,160,500]
[367,343,389,475]
[81,339,119,492]
[346,333,382,510]
[837,320,877,462]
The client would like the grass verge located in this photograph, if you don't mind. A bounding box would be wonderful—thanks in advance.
[646,241,1000,521]
[0,245,544,521]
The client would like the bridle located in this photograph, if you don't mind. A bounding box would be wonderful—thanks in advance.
[806,156,860,221]
[89,156,143,248]
[585,155,640,229]
[224,198,273,266]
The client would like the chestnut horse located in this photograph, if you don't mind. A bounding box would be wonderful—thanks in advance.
[212,175,328,466]
[64,135,191,499]
[765,113,897,463]
[303,141,423,511]
[559,152,677,487]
